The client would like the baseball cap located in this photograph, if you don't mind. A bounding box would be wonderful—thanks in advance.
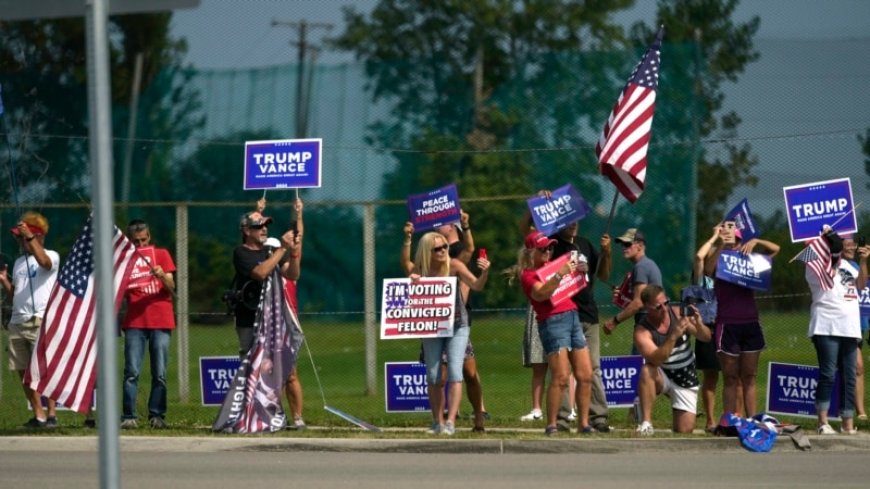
[10,211,49,236]
[615,228,645,244]
[239,212,273,229]
[524,231,556,250]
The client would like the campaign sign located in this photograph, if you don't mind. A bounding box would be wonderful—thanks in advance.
[381,277,457,340]
[724,198,759,241]
[601,355,643,407]
[612,271,633,309]
[407,184,461,233]
[766,362,840,419]
[783,178,856,242]
[127,246,156,290]
[384,362,430,412]
[534,254,587,306]
[714,250,773,291]
[860,287,870,317]
[200,356,241,406]
[527,184,592,236]
[244,138,322,190]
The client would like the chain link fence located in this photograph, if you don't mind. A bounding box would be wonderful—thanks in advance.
[0,36,868,429]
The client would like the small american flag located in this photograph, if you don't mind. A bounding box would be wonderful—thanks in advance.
[25,217,137,414]
[795,236,835,291]
[596,27,663,203]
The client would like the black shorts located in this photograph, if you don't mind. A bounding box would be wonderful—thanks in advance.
[716,321,765,356]
[694,337,720,370]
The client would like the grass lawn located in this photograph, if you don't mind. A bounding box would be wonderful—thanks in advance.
[1,308,866,435]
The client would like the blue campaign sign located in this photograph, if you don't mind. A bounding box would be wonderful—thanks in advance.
[244,138,322,190]
[406,184,462,233]
[715,250,773,291]
[601,355,643,407]
[200,356,241,406]
[783,178,856,242]
[860,286,870,317]
[527,184,592,236]
[724,198,759,241]
[384,362,431,412]
[766,362,840,419]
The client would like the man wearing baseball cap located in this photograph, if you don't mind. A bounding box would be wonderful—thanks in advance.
[0,211,60,428]
[603,228,662,337]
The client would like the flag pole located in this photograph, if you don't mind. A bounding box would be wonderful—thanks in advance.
[604,191,619,237]
[788,202,862,263]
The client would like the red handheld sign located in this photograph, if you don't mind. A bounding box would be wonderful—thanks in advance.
[479,248,487,260]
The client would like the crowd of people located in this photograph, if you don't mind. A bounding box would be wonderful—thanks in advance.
[3,190,867,436]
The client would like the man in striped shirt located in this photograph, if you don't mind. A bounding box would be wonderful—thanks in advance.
[633,284,711,435]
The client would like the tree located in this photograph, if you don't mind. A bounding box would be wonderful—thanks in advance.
[332,0,634,306]
[0,14,201,209]
[631,1,761,244]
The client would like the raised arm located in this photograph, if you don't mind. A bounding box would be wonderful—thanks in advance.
[455,209,475,264]
[400,222,415,276]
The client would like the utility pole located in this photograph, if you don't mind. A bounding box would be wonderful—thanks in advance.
[271,19,333,138]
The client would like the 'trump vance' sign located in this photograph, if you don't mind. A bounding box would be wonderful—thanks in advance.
[766,362,840,419]
[244,138,322,190]
[783,178,856,242]
[384,362,430,412]
[526,184,591,236]
[601,355,643,407]
[200,356,241,406]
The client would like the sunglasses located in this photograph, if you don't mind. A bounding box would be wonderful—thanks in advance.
[247,223,268,230]
[535,245,555,253]
[432,244,449,253]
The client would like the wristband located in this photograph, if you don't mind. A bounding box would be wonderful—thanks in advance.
[25,236,35,242]
[289,252,300,258]
[613,315,620,325]
[463,226,471,231]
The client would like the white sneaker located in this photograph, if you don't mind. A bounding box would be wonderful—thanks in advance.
[443,421,455,436]
[840,427,858,435]
[817,423,837,435]
[567,409,577,422]
[520,409,543,422]
[636,421,654,436]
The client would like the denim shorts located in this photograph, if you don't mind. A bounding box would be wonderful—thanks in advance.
[538,310,587,356]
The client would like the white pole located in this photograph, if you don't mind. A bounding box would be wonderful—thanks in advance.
[363,204,376,395]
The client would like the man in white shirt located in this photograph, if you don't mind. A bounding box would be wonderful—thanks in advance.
[0,212,60,429]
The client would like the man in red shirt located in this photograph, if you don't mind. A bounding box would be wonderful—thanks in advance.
[120,219,176,429]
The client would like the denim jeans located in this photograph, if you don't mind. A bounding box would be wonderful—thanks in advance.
[421,325,470,384]
[123,328,171,420]
[812,334,857,419]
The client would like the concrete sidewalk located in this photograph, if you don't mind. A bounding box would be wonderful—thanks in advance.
[2,430,870,454]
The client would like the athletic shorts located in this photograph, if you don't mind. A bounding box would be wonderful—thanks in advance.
[715,321,765,356]
[660,369,699,414]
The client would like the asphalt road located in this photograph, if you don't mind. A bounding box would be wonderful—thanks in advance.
[2,445,868,488]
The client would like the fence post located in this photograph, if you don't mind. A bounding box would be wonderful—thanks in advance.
[363,203,377,395]
[175,204,190,402]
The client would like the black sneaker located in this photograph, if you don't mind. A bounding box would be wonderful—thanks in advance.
[83,419,96,429]
[23,417,47,429]
[591,421,611,433]
[45,416,58,428]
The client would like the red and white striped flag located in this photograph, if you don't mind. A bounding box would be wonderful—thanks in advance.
[795,235,836,291]
[24,217,137,414]
[596,27,663,203]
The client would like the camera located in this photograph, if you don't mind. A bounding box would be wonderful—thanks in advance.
[221,289,242,315]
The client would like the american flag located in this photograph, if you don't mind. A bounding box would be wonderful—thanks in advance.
[24,217,137,414]
[596,27,664,203]
[795,236,835,291]
[213,267,305,433]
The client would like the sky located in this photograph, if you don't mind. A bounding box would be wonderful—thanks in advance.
[171,0,870,215]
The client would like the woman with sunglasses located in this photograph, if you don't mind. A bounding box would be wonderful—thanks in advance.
[410,231,490,435]
[514,231,594,435]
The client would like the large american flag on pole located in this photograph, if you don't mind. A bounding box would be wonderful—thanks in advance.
[596,26,664,203]
[794,235,836,291]
[213,267,305,433]
[24,217,137,413]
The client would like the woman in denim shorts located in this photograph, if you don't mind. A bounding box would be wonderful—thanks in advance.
[410,232,490,435]
[515,231,594,435]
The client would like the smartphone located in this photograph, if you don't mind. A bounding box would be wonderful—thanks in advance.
[290,219,298,235]
[478,248,487,260]
[860,236,866,248]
